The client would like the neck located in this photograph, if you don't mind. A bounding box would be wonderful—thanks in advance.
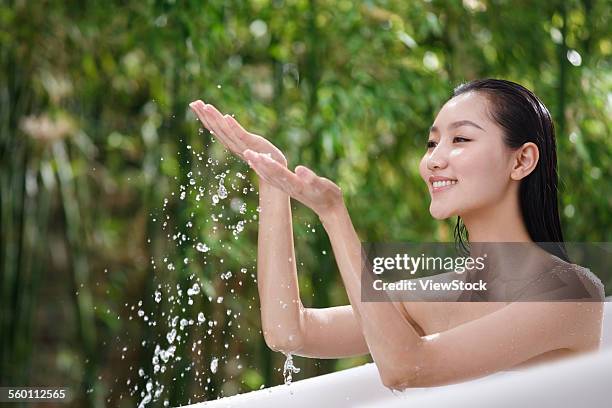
[461,187,532,243]
[460,188,554,280]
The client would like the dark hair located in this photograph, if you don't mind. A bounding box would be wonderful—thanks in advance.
[451,78,569,262]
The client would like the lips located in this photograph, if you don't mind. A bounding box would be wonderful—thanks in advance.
[428,175,458,192]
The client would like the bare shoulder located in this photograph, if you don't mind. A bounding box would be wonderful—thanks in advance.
[552,261,605,351]
[525,258,606,304]
[398,271,501,334]
[399,260,605,344]
[488,258,605,351]
[561,263,605,301]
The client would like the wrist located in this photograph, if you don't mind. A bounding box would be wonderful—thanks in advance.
[318,201,348,228]
[259,178,289,196]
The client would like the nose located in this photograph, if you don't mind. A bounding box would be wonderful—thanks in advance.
[426,144,448,171]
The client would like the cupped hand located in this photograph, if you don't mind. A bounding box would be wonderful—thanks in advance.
[243,149,344,218]
[189,100,288,167]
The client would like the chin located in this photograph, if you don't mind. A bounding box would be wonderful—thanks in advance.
[429,206,456,220]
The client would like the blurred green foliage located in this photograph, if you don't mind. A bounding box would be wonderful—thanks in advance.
[1,0,610,406]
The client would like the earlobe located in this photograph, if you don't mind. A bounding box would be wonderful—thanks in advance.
[511,142,539,181]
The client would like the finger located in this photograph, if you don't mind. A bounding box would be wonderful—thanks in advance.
[201,104,243,154]
[226,114,253,145]
[205,105,244,156]
[226,114,247,134]
[191,102,237,152]
[295,165,318,184]
[190,101,226,144]
[246,155,286,189]
[224,114,251,152]
[318,176,341,190]
[190,101,214,132]
[205,104,234,139]
[296,164,341,197]
[256,154,304,196]
[244,149,265,163]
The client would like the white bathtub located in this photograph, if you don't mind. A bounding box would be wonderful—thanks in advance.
[186,300,612,408]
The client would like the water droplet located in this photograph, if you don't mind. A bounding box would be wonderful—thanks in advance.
[283,353,300,385]
[217,184,228,199]
[187,283,200,296]
[167,329,177,344]
[196,242,209,253]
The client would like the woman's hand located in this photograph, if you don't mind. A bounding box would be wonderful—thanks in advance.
[189,100,288,167]
[243,149,344,220]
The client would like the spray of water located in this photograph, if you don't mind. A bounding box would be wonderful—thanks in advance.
[282,353,301,385]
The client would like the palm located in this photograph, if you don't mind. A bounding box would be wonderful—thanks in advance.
[189,100,287,167]
[242,151,343,218]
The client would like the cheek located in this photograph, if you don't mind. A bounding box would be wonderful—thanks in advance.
[453,146,511,197]
[418,154,429,182]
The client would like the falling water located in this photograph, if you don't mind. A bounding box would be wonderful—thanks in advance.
[282,353,301,385]
[108,109,324,406]
[119,117,261,407]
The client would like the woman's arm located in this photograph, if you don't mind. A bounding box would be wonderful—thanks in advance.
[317,203,427,386]
[256,181,304,352]
[257,178,370,358]
[320,203,603,389]
[242,153,603,389]
[188,100,370,358]
[243,151,425,384]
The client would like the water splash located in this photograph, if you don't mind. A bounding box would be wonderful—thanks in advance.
[195,242,209,253]
[120,126,261,406]
[282,353,301,385]
[210,357,219,374]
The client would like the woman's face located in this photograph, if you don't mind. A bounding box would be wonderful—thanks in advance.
[418,92,516,220]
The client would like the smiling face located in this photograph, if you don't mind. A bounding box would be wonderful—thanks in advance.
[418,91,517,220]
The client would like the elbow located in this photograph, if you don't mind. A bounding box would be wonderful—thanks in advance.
[262,330,304,354]
[380,368,422,390]
[260,303,306,354]
[381,364,462,389]
[378,347,429,390]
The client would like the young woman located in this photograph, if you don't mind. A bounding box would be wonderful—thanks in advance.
[188,79,604,390]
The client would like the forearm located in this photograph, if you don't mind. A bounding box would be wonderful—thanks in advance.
[319,203,424,385]
[256,180,304,351]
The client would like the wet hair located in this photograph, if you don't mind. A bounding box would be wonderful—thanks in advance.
[451,78,569,262]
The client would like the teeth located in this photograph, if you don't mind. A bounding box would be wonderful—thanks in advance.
[433,180,457,188]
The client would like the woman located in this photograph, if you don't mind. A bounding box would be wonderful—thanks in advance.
[188,79,604,390]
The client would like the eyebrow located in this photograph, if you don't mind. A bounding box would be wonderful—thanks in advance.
[429,120,485,134]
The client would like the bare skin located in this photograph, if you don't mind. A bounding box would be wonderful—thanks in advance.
[188,95,603,390]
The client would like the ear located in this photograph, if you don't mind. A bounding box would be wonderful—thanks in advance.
[510,142,539,181]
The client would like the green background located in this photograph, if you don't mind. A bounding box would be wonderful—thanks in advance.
[1,0,610,406]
